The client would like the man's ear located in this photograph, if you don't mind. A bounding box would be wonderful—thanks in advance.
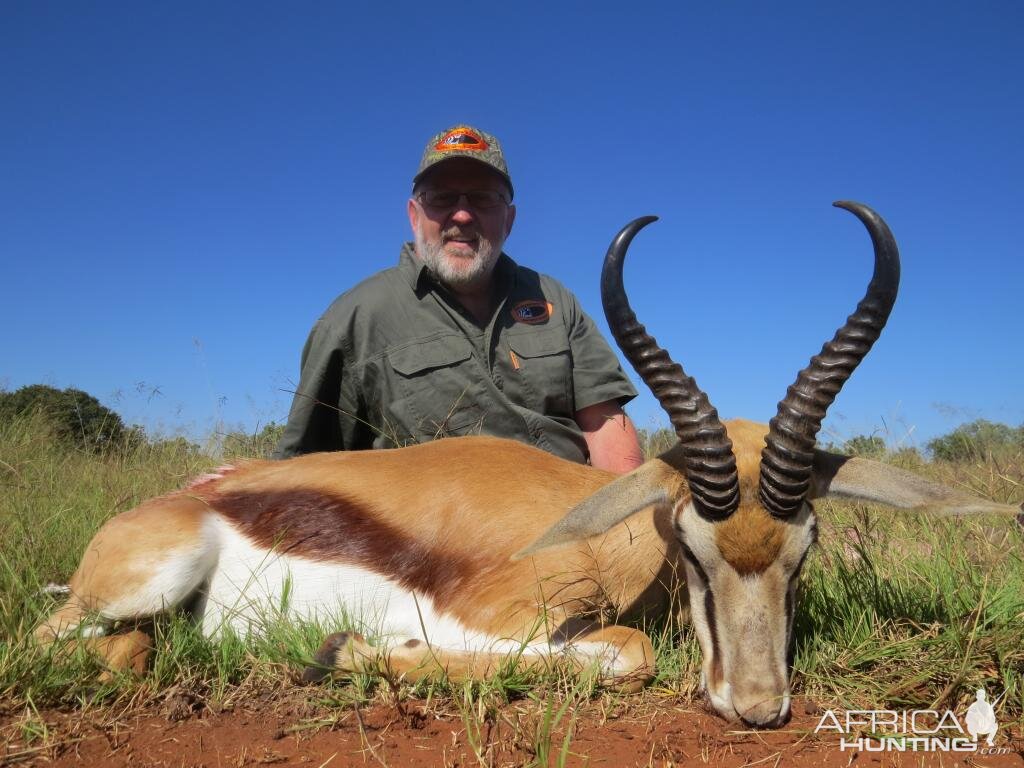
[512,458,685,559]
[504,203,516,239]
[407,197,420,236]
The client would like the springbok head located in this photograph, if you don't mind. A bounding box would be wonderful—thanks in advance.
[607,201,899,727]
[520,202,1015,726]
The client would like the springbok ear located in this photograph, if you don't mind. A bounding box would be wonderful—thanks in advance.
[811,450,1022,516]
[512,459,685,560]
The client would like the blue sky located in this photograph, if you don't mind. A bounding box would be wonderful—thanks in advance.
[2,2,1021,450]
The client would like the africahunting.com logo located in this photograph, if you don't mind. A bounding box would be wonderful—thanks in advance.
[814,689,1010,754]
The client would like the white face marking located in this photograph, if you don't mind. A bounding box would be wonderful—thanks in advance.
[674,500,817,726]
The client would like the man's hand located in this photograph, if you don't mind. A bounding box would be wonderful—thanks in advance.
[574,400,644,474]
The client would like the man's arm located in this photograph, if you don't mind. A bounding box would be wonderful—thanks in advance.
[574,399,644,474]
[555,283,641,472]
[274,319,348,459]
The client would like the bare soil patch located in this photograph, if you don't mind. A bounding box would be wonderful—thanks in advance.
[3,693,1021,768]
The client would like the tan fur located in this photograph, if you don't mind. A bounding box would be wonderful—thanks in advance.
[722,419,771,484]
[658,420,771,503]
[41,630,152,683]
[38,437,681,690]
[34,497,208,675]
[713,501,786,575]
[179,437,683,638]
[36,495,209,641]
[677,421,786,576]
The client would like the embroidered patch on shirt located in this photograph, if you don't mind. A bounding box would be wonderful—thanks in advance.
[510,300,553,324]
[435,128,488,152]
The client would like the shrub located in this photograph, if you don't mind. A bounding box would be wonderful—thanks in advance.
[0,385,129,452]
[842,434,888,458]
[926,419,1024,462]
[220,422,286,459]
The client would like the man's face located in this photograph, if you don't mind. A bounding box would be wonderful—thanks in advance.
[407,158,516,291]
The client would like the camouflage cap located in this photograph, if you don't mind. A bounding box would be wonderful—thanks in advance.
[413,124,514,199]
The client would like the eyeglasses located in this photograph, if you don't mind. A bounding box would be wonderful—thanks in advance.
[416,188,509,211]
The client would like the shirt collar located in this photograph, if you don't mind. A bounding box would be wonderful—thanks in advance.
[398,242,430,290]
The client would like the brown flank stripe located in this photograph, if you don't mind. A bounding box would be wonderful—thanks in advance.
[207,488,478,607]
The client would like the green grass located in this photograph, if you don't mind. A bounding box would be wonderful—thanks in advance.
[1,411,1021,743]
[797,504,1023,714]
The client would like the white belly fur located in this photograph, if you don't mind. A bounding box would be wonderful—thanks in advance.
[201,517,532,654]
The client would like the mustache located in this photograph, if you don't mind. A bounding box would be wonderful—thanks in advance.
[442,227,480,241]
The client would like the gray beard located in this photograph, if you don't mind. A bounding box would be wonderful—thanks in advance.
[414,231,500,291]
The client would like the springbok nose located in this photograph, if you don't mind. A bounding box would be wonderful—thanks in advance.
[733,690,789,728]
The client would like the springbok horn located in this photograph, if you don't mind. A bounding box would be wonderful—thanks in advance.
[759,201,901,517]
[602,217,740,519]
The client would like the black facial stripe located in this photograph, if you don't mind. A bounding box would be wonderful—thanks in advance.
[785,583,794,630]
[679,540,710,584]
[786,543,811,668]
[792,546,811,584]
[785,582,796,667]
[704,588,722,684]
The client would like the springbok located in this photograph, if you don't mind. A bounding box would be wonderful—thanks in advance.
[37,202,1020,727]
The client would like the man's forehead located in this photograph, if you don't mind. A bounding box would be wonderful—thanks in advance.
[417,159,509,190]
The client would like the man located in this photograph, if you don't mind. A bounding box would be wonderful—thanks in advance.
[275,124,643,472]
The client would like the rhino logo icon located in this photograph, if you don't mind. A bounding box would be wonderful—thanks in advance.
[965,689,998,746]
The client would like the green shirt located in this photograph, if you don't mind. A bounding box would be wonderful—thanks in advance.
[274,244,637,463]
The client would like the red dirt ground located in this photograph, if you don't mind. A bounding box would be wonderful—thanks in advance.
[3,694,1021,768]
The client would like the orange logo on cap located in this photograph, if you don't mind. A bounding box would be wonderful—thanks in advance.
[435,128,488,152]
[511,300,553,324]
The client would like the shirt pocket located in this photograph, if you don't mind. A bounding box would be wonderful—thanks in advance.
[506,325,573,417]
[386,337,485,442]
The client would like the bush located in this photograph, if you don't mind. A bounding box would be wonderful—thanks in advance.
[842,434,888,458]
[926,419,1024,462]
[220,422,286,459]
[0,385,129,452]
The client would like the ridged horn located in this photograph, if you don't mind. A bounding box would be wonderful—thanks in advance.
[759,201,901,517]
[602,216,739,519]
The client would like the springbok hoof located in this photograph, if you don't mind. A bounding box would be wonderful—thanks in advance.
[301,631,373,683]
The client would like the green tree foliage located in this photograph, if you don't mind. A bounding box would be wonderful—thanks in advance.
[149,435,202,455]
[0,384,128,452]
[926,419,1024,462]
[888,446,925,469]
[221,422,286,459]
[842,434,888,458]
